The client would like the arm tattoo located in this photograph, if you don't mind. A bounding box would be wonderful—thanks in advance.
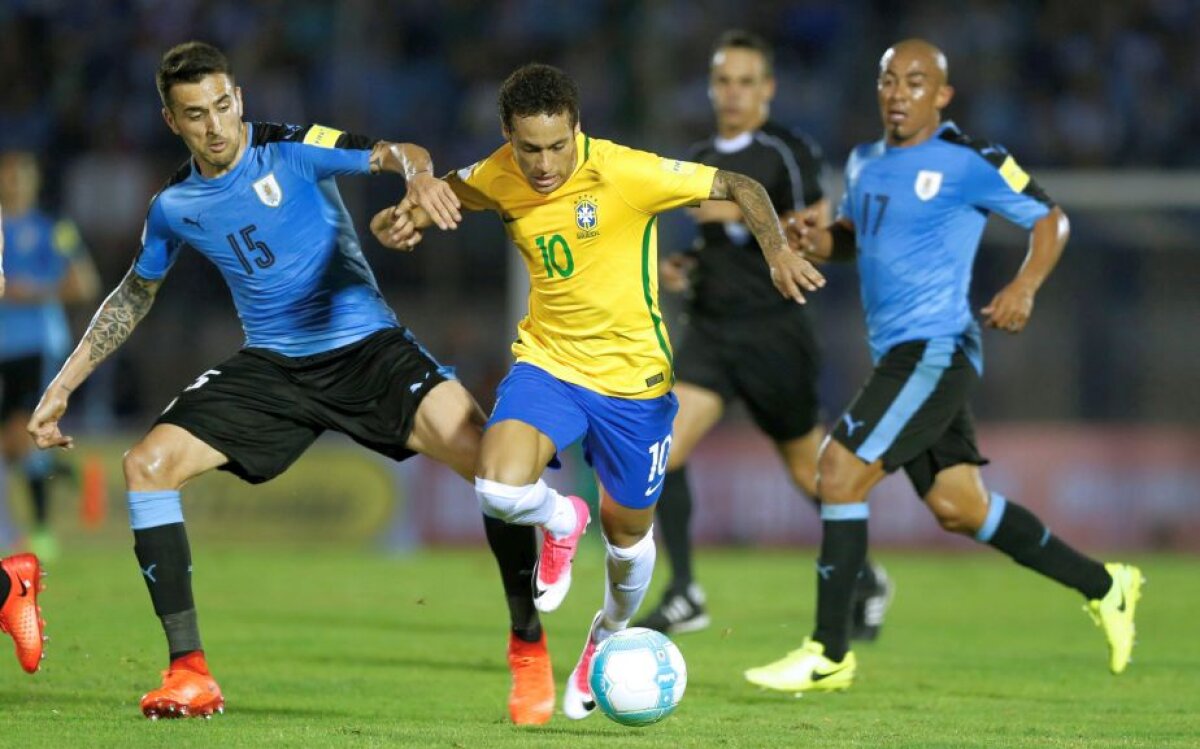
[711,170,786,255]
[84,270,160,365]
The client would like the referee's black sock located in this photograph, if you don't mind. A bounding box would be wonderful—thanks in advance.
[133,521,203,661]
[29,475,50,527]
[655,468,694,591]
[976,494,1112,601]
[483,515,542,643]
[812,503,869,662]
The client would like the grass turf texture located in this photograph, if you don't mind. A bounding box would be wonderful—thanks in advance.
[0,544,1196,748]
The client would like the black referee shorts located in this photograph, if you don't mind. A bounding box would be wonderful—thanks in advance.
[0,354,47,421]
[672,305,821,443]
[155,327,451,484]
[830,337,987,498]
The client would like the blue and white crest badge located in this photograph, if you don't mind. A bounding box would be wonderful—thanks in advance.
[574,195,599,238]
[253,173,283,208]
[914,170,943,201]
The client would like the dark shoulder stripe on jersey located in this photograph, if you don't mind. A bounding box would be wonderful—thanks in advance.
[162,158,192,191]
[252,122,307,145]
[335,131,377,150]
[937,125,1008,168]
[252,121,376,151]
[754,131,808,210]
[146,158,192,209]
[938,126,1054,206]
[760,122,824,159]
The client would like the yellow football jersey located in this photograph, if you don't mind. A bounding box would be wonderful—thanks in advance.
[450,133,717,398]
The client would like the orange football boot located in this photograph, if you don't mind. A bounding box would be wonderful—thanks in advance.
[507,632,554,725]
[0,553,47,674]
[140,651,225,719]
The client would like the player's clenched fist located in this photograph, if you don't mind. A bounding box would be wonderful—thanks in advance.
[767,248,825,304]
[370,201,422,251]
[27,388,73,450]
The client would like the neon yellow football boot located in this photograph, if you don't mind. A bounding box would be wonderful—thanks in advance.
[1084,562,1144,675]
[744,637,855,693]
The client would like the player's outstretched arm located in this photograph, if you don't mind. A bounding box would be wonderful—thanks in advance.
[981,205,1069,334]
[370,170,488,251]
[786,213,857,264]
[27,268,162,449]
[710,169,825,303]
[368,142,462,231]
[370,198,430,251]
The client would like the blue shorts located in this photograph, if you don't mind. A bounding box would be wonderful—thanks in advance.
[487,363,679,509]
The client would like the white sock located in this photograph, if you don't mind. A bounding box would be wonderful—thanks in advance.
[473,477,576,536]
[543,491,578,539]
[597,529,657,641]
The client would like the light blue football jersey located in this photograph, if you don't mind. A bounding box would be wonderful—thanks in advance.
[0,210,82,360]
[837,122,1053,370]
[135,122,398,357]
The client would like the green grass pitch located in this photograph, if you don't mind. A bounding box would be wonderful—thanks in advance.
[1,542,1197,748]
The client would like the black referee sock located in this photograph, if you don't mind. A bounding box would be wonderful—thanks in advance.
[483,515,542,643]
[812,504,869,663]
[978,495,1112,601]
[29,475,50,527]
[655,469,694,590]
[133,522,203,660]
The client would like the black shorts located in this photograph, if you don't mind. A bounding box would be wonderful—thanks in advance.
[672,305,820,442]
[831,337,987,498]
[156,327,450,484]
[0,354,45,421]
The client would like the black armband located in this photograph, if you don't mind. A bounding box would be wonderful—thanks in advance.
[829,224,857,262]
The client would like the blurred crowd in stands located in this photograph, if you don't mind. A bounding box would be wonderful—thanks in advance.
[1,0,1196,427]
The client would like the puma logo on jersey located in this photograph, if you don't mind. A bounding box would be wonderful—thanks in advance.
[409,372,431,393]
[842,413,866,436]
[182,216,204,230]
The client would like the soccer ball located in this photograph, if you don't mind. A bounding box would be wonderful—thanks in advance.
[588,627,687,727]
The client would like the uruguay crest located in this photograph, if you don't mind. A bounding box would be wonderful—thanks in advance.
[575,195,599,238]
[253,173,283,207]
[914,170,942,201]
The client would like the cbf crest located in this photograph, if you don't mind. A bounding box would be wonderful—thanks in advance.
[253,173,284,208]
[574,195,599,239]
[914,170,943,201]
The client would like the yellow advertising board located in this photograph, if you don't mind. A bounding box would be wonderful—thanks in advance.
[3,435,400,546]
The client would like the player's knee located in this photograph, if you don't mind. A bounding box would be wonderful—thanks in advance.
[816,450,858,504]
[473,477,548,525]
[603,518,652,548]
[122,441,179,490]
[475,441,543,486]
[787,459,818,498]
[924,489,977,534]
[604,528,655,567]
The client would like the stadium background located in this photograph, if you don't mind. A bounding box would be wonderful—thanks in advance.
[1,0,1197,552]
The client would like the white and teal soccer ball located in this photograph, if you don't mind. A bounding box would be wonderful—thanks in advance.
[588,627,687,727]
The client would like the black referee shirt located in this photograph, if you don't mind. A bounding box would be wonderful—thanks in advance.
[687,121,825,317]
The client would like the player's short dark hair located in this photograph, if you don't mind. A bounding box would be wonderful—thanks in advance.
[712,29,774,77]
[498,64,580,131]
[156,41,233,106]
